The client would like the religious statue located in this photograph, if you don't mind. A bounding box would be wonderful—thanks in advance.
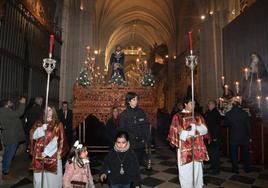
[245,53,268,99]
[110,45,125,80]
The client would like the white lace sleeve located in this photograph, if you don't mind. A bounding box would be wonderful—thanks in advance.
[196,124,208,136]
[32,127,45,140]
[180,130,188,141]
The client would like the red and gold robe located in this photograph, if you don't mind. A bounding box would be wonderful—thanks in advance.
[168,111,209,165]
[30,120,65,173]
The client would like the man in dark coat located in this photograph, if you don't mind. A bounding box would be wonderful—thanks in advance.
[225,100,252,173]
[204,100,222,174]
[119,92,151,165]
[24,97,43,151]
[0,97,26,180]
[57,101,73,147]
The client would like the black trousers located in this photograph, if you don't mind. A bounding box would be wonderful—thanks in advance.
[208,139,221,173]
[134,148,146,165]
[230,144,250,172]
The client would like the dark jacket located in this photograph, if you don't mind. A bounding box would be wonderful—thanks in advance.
[119,106,150,149]
[105,117,119,147]
[0,103,25,144]
[25,104,43,132]
[204,108,222,140]
[100,148,141,186]
[225,106,251,144]
[57,109,73,145]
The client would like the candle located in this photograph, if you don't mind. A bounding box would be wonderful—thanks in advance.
[219,97,223,108]
[257,96,261,109]
[236,96,241,104]
[224,84,228,95]
[188,31,193,54]
[266,97,268,109]
[221,76,225,86]
[257,79,262,91]
[49,35,54,58]
[244,68,249,80]
[235,81,239,95]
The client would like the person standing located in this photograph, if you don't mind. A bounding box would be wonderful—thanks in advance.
[63,141,95,188]
[119,92,151,165]
[0,97,26,180]
[109,45,125,80]
[168,97,209,188]
[30,104,65,188]
[204,100,222,174]
[25,97,43,152]
[225,99,251,173]
[106,106,120,147]
[57,101,73,148]
[100,131,141,188]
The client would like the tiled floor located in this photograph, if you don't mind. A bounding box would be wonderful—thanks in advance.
[1,140,268,188]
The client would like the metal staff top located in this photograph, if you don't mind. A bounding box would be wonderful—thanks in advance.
[43,57,56,124]
[185,50,198,120]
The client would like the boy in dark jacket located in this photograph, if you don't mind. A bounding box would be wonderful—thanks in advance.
[119,92,151,165]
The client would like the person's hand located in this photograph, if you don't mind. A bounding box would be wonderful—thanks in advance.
[41,153,47,158]
[19,97,26,104]
[100,174,107,182]
[42,124,48,130]
[188,130,195,136]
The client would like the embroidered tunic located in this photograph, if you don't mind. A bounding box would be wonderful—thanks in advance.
[30,120,65,173]
[168,111,209,165]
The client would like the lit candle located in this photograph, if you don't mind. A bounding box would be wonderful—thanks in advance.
[224,84,228,95]
[235,81,239,95]
[221,76,225,86]
[49,34,54,58]
[188,31,193,54]
[266,97,268,109]
[236,96,241,104]
[257,79,262,91]
[244,68,249,80]
[257,96,261,109]
[219,97,223,108]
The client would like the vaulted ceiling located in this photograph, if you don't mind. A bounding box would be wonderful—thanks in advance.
[95,0,177,68]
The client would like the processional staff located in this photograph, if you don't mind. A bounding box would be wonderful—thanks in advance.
[185,31,198,188]
[41,34,56,188]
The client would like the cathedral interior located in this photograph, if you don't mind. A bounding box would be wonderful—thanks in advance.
[1,0,268,187]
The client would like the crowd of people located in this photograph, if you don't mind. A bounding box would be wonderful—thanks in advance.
[0,91,252,188]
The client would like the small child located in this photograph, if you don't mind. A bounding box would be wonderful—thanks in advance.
[63,141,95,188]
[100,131,141,188]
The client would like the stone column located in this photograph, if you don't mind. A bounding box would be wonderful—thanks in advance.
[59,0,95,105]
[199,9,229,107]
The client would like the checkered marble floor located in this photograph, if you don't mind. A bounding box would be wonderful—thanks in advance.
[1,142,268,188]
[90,144,268,188]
